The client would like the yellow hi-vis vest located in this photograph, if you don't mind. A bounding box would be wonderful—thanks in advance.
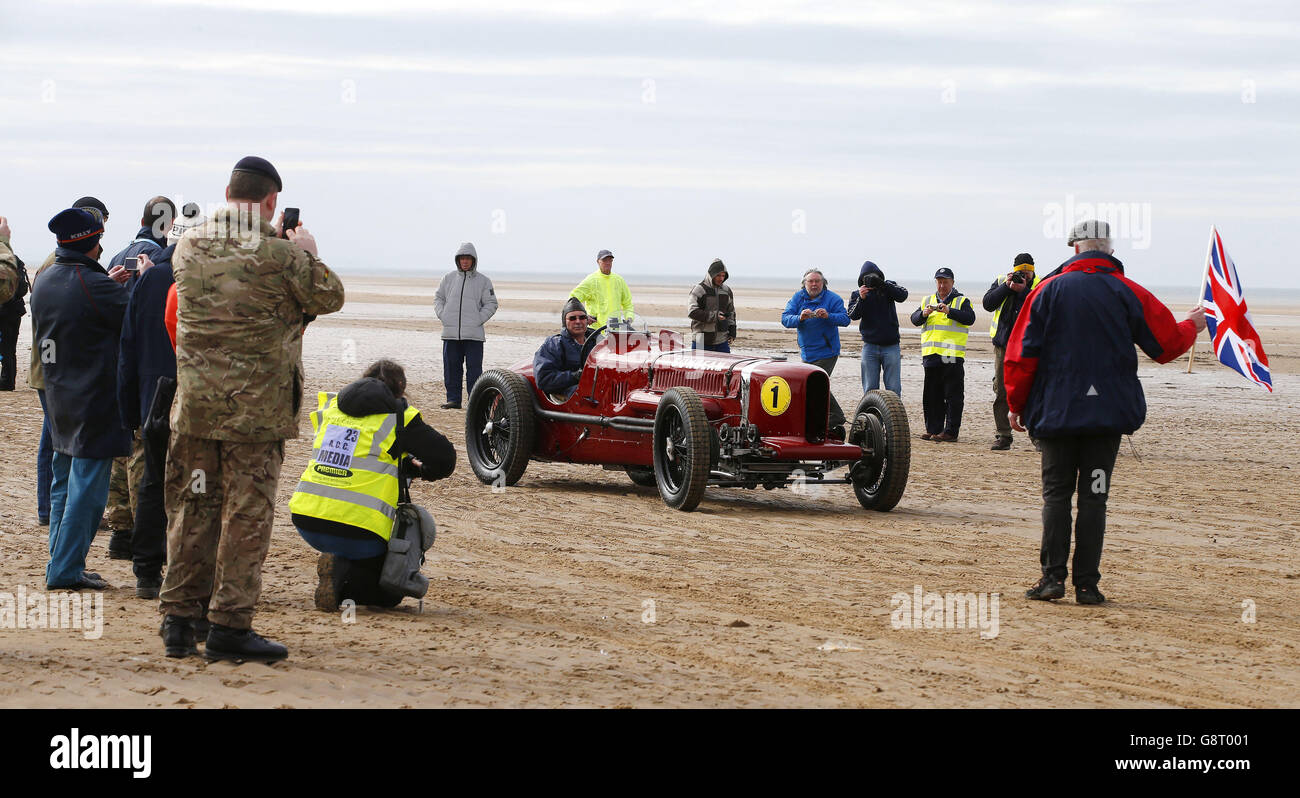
[920,293,973,360]
[988,272,1041,340]
[289,392,420,542]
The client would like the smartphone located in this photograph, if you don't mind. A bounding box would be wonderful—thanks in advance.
[281,207,300,239]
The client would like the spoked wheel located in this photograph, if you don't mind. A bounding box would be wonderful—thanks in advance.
[625,466,657,487]
[465,369,535,486]
[652,387,711,511]
[849,389,910,511]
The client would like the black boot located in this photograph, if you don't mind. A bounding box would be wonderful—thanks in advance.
[204,624,288,663]
[107,529,133,560]
[161,616,199,658]
[136,574,162,599]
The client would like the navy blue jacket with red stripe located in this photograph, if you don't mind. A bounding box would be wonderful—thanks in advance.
[1003,251,1196,438]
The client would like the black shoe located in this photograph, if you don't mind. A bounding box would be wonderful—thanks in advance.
[314,553,344,612]
[991,436,1012,451]
[162,615,199,658]
[440,401,462,410]
[136,575,162,599]
[205,624,288,663]
[1025,576,1065,601]
[1076,585,1106,605]
[47,573,110,591]
[37,516,49,526]
[107,530,133,560]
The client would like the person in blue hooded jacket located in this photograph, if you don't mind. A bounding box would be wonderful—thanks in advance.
[781,268,850,437]
[846,260,908,396]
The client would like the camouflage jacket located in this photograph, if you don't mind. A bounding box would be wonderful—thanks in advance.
[170,206,345,442]
[0,234,18,305]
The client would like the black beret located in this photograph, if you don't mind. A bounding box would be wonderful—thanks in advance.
[72,196,109,220]
[49,208,104,252]
[231,155,283,192]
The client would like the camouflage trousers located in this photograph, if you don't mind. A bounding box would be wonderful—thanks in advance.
[158,433,284,630]
[104,432,146,532]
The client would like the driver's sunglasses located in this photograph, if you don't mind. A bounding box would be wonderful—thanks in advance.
[566,314,589,322]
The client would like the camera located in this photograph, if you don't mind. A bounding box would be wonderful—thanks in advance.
[864,272,884,289]
[1009,271,1027,285]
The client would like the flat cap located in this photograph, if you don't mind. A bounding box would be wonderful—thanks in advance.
[231,155,283,192]
[1067,219,1110,246]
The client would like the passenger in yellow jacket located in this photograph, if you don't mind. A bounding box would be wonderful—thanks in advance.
[290,360,456,610]
[571,249,634,329]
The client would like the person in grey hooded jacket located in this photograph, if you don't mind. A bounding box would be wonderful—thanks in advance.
[434,242,498,408]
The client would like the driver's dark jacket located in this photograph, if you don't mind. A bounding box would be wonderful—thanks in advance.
[533,329,602,399]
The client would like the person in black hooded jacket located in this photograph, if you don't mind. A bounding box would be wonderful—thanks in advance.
[291,360,456,610]
[846,260,908,395]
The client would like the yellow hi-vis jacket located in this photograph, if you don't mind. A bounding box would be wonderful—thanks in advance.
[988,272,1041,340]
[920,293,973,360]
[571,270,635,329]
[289,392,420,541]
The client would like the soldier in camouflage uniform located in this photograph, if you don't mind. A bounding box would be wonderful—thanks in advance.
[158,157,345,662]
[105,442,145,555]
[0,216,19,304]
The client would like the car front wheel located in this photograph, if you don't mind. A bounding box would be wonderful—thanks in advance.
[652,387,711,511]
[850,389,910,511]
[465,369,536,487]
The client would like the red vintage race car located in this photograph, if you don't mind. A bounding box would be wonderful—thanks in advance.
[464,327,910,512]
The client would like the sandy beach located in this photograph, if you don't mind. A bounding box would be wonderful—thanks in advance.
[0,275,1296,708]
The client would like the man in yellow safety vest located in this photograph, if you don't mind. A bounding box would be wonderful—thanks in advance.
[909,267,976,442]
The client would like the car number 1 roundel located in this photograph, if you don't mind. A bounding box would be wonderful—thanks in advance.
[759,376,792,416]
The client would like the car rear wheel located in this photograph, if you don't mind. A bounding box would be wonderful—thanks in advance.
[850,389,910,511]
[625,466,657,487]
[653,387,711,511]
[465,369,535,487]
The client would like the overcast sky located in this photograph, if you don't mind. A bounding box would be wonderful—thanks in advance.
[1,0,1296,289]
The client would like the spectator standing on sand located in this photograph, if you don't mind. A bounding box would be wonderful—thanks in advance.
[910,267,975,442]
[159,156,344,662]
[846,260,908,396]
[1008,220,1205,606]
[116,204,203,599]
[780,268,850,438]
[31,208,131,591]
[29,197,114,526]
[434,242,497,410]
[983,252,1041,451]
[687,258,736,352]
[572,249,634,330]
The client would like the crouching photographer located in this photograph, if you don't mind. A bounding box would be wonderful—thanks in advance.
[290,360,456,611]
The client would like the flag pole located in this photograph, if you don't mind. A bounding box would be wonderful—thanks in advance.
[1187,225,1215,373]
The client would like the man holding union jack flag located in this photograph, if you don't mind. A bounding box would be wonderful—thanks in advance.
[1003,220,1206,606]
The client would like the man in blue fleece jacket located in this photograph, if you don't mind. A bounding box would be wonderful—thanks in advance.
[781,268,850,437]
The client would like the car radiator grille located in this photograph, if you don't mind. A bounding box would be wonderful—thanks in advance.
[651,369,727,396]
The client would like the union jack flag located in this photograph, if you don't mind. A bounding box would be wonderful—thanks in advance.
[1201,227,1272,391]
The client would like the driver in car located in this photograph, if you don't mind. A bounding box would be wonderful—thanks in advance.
[534,297,605,401]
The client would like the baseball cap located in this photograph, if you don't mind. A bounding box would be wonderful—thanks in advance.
[597,249,613,260]
[934,267,954,279]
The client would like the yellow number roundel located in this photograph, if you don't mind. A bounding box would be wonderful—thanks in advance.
[760,376,792,416]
